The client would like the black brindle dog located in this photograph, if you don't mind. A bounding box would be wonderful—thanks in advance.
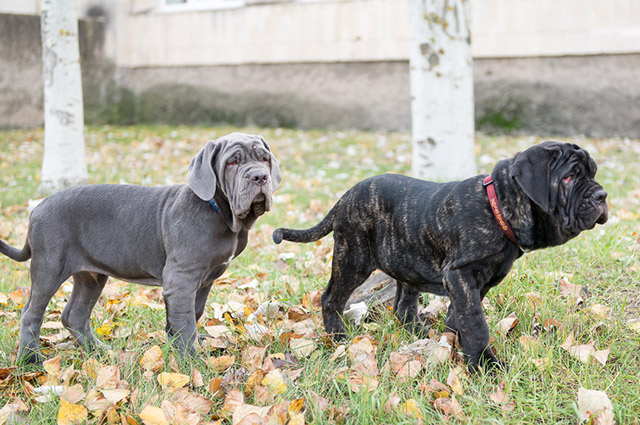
[273,141,608,372]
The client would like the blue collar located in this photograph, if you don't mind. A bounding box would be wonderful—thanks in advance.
[208,198,222,214]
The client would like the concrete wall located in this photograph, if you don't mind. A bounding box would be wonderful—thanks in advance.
[1,0,639,135]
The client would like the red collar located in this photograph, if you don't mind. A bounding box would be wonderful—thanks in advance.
[483,175,523,251]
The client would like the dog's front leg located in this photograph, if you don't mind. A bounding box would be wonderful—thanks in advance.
[162,267,199,357]
[444,269,504,373]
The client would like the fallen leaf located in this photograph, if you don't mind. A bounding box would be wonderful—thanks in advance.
[192,368,204,388]
[242,346,268,372]
[577,387,615,425]
[60,384,86,404]
[290,338,317,358]
[139,405,169,425]
[525,292,542,309]
[328,344,346,361]
[433,396,465,420]
[587,304,610,319]
[446,367,464,396]
[399,398,423,419]
[96,365,120,390]
[232,404,272,425]
[157,372,190,391]
[347,335,377,362]
[208,377,224,398]
[496,312,519,337]
[559,278,589,308]
[222,389,245,416]
[518,335,539,350]
[384,391,401,413]
[261,369,287,395]
[629,320,640,335]
[100,388,130,405]
[140,346,164,372]
[167,388,213,416]
[208,355,235,373]
[57,399,88,425]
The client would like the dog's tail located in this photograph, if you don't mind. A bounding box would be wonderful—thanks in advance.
[0,238,31,262]
[273,203,338,244]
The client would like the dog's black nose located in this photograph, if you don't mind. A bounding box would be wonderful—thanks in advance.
[592,189,607,203]
[250,170,269,185]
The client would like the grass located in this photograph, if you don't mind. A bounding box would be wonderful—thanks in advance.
[0,126,639,424]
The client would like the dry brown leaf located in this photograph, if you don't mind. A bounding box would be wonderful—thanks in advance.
[328,344,346,361]
[433,396,465,420]
[60,384,85,404]
[242,346,268,372]
[587,304,611,319]
[346,372,378,393]
[208,355,236,373]
[139,405,169,425]
[290,338,317,358]
[167,388,213,416]
[559,278,588,308]
[85,389,110,413]
[157,372,190,391]
[629,320,640,335]
[57,399,88,425]
[446,367,464,396]
[347,335,377,362]
[222,389,245,416]
[140,346,164,372]
[43,356,61,384]
[301,290,322,310]
[191,368,204,388]
[100,388,130,405]
[518,335,539,350]
[209,377,224,398]
[525,292,542,309]
[532,356,550,370]
[232,404,273,425]
[384,391,401,413]
[0,398,29,424]
[577,388,615,425]
[96,365,120,390]
[496,312,519,337]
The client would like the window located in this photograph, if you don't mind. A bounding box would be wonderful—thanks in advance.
[163,0,245,11]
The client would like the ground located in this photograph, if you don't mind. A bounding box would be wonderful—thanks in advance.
[0,126,639,424]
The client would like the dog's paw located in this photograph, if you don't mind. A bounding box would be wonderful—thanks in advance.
[468,356,508,375]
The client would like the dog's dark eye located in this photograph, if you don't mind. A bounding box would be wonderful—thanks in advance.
[262,156,269,163]
[563,175,573,184]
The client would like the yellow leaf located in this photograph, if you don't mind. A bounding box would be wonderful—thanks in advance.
[57,399,88,425]
[261,369,287,395]
[140,346,164,372]
[96,321,114,337]
[139,405,169,425]
[446,367,464,396]
[100,388,130,405]
[157,372,190,391]
[400,398,423,419]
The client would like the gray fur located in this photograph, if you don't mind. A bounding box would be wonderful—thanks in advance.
[0,132,280,364]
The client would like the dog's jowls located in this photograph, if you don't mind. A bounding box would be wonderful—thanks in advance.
[0,132,281,364]
[273,141,608,373]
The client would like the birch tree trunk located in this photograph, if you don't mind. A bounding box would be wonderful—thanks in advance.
[409,0,477,181]
[40,0,88,193]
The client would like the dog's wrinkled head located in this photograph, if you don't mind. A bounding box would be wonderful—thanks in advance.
[187,132,281,232]
[509,141,608,241]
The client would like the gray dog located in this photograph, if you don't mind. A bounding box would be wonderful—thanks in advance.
[0,132,281,364]
[273,141,608,372]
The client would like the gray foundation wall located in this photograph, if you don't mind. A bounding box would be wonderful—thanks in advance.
[1,13,639,137]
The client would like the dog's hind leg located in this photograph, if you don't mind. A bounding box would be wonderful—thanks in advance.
[322,235,375,340]
[61,272,109,352]
[394,282,429,337]
[18,258,70,364]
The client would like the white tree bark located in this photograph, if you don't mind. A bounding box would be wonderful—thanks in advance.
[409,0,477,181]
[40,0,88,193]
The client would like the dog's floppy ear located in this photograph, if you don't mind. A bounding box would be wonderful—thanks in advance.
[509,143,559,212]
[188,140,222,201]
[259,136,282,192]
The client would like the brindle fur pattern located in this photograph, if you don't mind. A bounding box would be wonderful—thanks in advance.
[273,141,608,372]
